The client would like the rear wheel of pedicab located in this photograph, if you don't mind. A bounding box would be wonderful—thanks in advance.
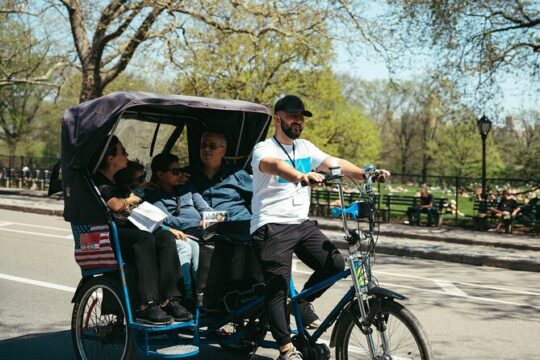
[335,300,432,360]
[71,276,135,360]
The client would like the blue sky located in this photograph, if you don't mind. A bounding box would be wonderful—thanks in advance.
[332,44,538,117]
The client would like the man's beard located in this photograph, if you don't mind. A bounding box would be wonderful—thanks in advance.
[280,118,303,139]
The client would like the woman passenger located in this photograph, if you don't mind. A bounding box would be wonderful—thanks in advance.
[93,136,193,325]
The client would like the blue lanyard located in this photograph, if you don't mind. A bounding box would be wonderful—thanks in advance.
[273,136,295,168]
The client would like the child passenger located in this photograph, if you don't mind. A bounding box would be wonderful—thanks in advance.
[145,153,213,302]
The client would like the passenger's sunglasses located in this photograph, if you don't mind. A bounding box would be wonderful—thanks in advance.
[167,168,182,175]
[201,142,224,150]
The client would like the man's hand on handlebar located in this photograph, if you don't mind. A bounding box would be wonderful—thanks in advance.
[299,172,325,187]
[372,169,390,183]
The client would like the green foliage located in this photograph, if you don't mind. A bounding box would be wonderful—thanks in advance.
[0,14,59,156]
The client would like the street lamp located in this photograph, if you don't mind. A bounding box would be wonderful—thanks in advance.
[477,115,492,199]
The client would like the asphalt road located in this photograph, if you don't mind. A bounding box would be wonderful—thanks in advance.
[0,209,539,360]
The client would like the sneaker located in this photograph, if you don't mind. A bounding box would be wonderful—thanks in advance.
[277,346,303,360]
[136,302,172,325]
[299,302,321,329]
[162,297,193,322]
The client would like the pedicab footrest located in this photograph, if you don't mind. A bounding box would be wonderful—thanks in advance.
[154,344,199,357]
[130,319,197,332]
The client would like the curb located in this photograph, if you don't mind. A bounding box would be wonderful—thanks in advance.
[331,240,540,272]
[0,204,64,217]
[317,222,540,252]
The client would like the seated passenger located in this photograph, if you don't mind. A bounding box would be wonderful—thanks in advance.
[145,153,213,301]
[185,132,264,314]
[93,136,192,325]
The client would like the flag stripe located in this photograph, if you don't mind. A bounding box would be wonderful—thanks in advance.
[71,223,118,271]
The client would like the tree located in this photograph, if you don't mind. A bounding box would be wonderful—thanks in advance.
[386,0,540,89]
[0,13,60,163]
[0,4,67,88]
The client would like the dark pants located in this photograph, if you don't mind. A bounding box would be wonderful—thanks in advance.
[252,220,345,346]
[408,206,438,226]
[116,227,182,305]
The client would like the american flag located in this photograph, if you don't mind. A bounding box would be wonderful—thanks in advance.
[72,224,118,271]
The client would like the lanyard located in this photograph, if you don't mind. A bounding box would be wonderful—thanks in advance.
[273,136,296,168]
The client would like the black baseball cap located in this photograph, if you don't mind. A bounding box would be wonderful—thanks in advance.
[274,95,313,117]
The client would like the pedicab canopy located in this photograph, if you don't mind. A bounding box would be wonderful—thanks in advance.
[58,91,271,224]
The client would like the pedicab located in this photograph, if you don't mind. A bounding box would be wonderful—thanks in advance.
[51,91,432,360]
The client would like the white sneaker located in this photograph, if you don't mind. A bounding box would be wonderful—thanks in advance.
[276,346,303,360]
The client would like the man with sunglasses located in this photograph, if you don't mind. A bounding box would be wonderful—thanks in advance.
[251,95,390,360]
[188,132,253,222]
[186,132,260,311]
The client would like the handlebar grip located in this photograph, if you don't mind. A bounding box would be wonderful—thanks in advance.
[300,178,320,187]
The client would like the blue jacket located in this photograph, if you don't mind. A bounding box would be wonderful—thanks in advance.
[144,183,213,234]
[188,163,252,222]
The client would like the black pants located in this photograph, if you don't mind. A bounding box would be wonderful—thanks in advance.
[252,220,345,346]
[116,227,182,305]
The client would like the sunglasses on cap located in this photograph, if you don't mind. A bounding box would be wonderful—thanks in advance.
[167,168,182,175]
[201,142,224,150]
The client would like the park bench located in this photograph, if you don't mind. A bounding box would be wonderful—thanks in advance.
[381,194,448,226]
[473,198,540,233]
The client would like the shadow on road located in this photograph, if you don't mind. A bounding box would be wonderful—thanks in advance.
[0,330,74,359]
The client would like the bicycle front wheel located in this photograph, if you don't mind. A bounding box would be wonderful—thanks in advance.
[335,300,432,360]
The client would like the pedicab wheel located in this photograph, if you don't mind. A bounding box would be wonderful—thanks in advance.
[71,276,135,360]
[335,300,432,360]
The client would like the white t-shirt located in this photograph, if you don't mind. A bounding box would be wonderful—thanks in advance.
[250,137,329,233]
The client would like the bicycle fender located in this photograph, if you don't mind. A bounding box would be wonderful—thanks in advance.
[329,300,356,348]
[368,283,407,301]
[71,277,92,303]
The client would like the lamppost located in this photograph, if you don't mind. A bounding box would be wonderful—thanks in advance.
[477,115,492,199]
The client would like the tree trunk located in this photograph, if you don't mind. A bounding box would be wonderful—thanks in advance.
[79,67,103,103]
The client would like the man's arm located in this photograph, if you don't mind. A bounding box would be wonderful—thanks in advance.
[259,157,324,184]
[317,157,390,182]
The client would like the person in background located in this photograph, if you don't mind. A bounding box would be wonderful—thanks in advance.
[93,136,192,325]
[408,188,439,227]
[490,189,521,232]
[145,153,213,302]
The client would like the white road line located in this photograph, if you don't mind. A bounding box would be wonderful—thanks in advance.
[0,221,68,231]
[384,282,540,311]
[0,227,70,239]
[0,221,13,227]
[292,268,540,310]
[433,279,468,297]
[377,270,540,296]
[0,273,76,293]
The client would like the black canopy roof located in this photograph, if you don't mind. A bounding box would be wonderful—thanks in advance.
[59,91,271,223]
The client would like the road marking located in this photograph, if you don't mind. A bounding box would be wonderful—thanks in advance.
[0,227,70,239]
[0,273,76,293]
[0,221,13,227]
[433,280,468,297]
[384,282,540,311]
[292,267,540,310]
[377,270,540,296]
